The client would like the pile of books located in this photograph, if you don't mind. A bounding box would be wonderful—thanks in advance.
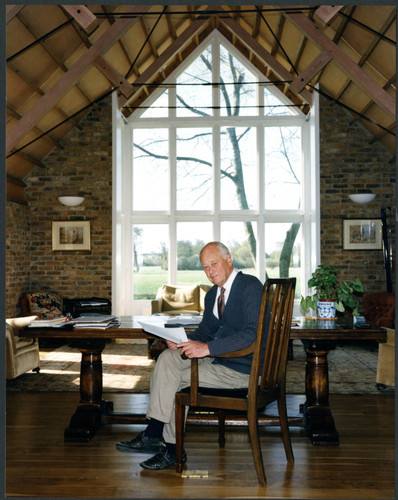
[72,315,121,329]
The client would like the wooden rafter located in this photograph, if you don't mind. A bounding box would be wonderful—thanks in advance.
[7,105,63,150]
[314,6,343,24]
[61,5,99,34]
[290,52,333,93]
[6,5,149,154]
[16,11,93,107]
[119,17,210,112]
[282,7,396,119]
[6,5,24,24]
[217,10,313,105]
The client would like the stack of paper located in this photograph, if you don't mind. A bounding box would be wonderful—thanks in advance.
[165,315,202,328]
[28,316,72,328]
[73,315,121,329]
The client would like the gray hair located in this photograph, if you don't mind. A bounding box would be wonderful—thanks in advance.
[200,241,231,260]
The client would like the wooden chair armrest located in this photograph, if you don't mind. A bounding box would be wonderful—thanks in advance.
[187,342,255,405]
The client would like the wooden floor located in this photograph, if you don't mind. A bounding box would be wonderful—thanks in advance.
[6,391,395,499]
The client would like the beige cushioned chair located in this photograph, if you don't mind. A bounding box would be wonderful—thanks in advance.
[376,328,395,388]
[6,316,40,380]
[150,284,211,315]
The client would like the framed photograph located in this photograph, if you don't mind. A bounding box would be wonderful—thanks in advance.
[343,219,382,250]
[52,220,91,251]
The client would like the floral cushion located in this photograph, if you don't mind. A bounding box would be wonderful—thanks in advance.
[27,292,63,319]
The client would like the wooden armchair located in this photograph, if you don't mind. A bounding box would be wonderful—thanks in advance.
[175,278,296,485]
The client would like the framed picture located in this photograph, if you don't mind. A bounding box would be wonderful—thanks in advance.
[343,219,382,250]
[52,220,91,251]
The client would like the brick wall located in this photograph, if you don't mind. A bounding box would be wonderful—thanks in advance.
[6,98,113,317]
[5,93,395,317]
[6,202,31,316]
[319,94,395,295]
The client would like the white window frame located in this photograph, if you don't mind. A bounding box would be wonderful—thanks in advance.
[112,31,320,315]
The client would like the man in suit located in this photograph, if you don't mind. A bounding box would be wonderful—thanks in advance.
[116,241,264,470]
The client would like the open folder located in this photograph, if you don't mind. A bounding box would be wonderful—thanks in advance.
[138,321,188,344]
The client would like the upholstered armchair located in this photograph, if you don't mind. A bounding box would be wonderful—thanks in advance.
[363,292,395,328]
[6,316,40,380]
[150,284,211,315]
[148,284,211,359]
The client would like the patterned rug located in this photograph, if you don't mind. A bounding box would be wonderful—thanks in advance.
[6,339,385,394]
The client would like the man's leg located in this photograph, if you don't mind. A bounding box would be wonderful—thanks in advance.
[116,348,191,454]
[140,353,250,470]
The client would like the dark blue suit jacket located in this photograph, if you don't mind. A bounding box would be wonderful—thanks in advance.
[188,271,264,374]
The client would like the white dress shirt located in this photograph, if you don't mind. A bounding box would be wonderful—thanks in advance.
[213,268,238,318]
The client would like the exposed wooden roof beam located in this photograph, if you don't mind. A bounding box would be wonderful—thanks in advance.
[99,6,140,79]
[16,11,93,106]
[368,122,396,145]
[14,151,45,169]
[290,52,333,93]
[314,6,344,25]
[139,17,158,59]
[61,5,99,34]
[6,5,24,24]
[6,5,148,154]
[6,175,27,205]
[282,7,396,119]
[7,105,63,150]
[335,10,397,103]
[312,6,356,87]
[119,17,209,111]
[271,14,285,57]
[217,10,313,105]
[7,66,83,131]
[93,56,134,98]
[350,75,396,126]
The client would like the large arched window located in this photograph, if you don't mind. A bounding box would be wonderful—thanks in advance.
[113,31,319,314]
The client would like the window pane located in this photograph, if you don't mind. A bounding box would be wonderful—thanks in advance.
[264,223,302,297]
[264,86,296,116]
[221,221,257,276]
[220,44,257,117]
[176,128,213,210]
[176,222,212,285]
[133,224,168,299]
[220,126,257,210]
[176,45,212,117]
[132,129,169,210]
[264,127,302,210]
[140,90,169,118]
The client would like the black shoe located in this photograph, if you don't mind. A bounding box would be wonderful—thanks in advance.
[116,432,166,454]
[140,449,187,470]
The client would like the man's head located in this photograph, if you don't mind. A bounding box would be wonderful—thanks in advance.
[200,242,234,288]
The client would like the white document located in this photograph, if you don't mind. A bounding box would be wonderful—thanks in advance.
[138,321,188,344]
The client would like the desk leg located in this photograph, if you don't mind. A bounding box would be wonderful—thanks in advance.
[64,340,113,442]
[302,341,339,446]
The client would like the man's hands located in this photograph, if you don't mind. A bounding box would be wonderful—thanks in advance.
[178,340,210,359]
[165,339,210,358]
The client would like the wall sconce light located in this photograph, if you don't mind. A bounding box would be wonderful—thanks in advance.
[348,193,376,204]
[58,196,85,207]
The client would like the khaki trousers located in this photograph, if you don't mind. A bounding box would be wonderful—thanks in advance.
[146,348,250,444]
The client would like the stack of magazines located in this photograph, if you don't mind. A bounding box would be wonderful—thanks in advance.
[72,315,121,329]
[28,316,73,328]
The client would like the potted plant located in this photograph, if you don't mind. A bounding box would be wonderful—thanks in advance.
[300,264,364,319]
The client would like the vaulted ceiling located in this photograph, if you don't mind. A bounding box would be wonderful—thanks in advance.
[6,4,396,203]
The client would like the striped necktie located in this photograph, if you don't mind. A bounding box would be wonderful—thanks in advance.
[217,287,226,319]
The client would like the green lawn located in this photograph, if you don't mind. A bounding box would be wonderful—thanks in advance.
[134,266,301,299]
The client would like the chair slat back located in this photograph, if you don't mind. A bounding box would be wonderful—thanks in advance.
[248,278,296,398]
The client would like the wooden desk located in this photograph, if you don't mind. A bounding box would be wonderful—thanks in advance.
[20,316,386,445]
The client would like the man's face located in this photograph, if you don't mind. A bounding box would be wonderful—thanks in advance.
[200,245,234,288]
